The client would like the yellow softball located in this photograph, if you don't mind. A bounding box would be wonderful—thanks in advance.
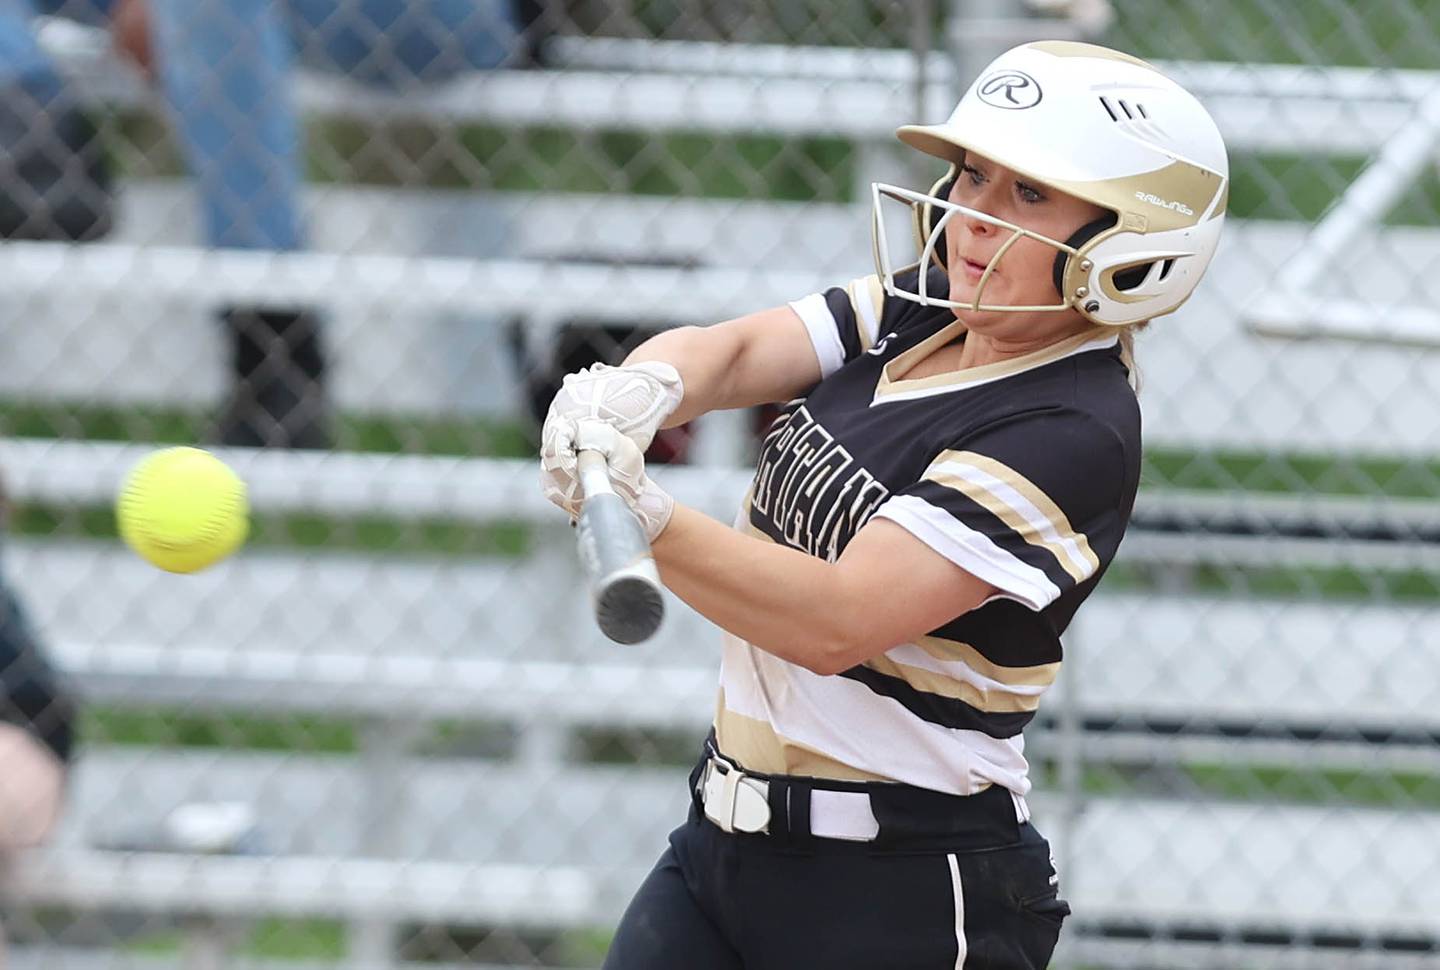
[116,447,249,574]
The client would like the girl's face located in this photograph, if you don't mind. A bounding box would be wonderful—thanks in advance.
[943,152,1110,340]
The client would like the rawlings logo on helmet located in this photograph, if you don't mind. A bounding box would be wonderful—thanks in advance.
[977,70,1043,110]
[1134,191,1194,216]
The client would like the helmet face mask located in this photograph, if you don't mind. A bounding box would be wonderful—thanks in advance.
[872,179,1087,314]
[873,41,1229,328]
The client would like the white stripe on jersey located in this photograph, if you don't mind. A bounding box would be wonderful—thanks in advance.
[926,455,1099,583]
[788,294,847,378]
[873,494,1062,610]
[848,276,881,349]
[718,631,1031,796]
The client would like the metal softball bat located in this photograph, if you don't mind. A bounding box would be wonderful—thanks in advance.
[575,449,665,644]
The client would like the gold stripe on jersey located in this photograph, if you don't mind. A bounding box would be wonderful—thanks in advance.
[715,692,893,782]
[845,275,885,351]
[924,451,1100,583]
[861,654,1044,713]
[876,325,1114,399]
[915,635,1062,690]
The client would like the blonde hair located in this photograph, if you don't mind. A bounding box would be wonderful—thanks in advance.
[1117,320,1150,391]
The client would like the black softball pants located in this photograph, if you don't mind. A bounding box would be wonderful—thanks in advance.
[602,755,1069,970]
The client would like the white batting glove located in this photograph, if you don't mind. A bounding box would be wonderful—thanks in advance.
[539,415,585,520]
[539,360,682,521]
[544,361,685,453]
[570,420,675,542]
[539,419,675,540]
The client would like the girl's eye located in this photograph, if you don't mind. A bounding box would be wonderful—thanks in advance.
[962,165,986,186]
[1017,182,1045,204]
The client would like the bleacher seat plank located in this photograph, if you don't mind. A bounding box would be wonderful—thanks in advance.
[64,751,689,869]
[38,22,1435,153]
[58,642,715,727]
[1070,594,1440,733]
[5,851,605,928]
[1064,797,1440,940]
[0,241,831,326]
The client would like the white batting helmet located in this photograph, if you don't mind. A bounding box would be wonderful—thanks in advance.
[871,41,1229,326]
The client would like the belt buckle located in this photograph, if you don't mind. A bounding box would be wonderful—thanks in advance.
[704,756,770,834]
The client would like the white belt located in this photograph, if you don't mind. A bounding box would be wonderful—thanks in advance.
[698,755,880,842]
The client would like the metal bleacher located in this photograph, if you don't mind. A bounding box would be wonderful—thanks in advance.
[2,16,1439,970]
[3,434,1438,968]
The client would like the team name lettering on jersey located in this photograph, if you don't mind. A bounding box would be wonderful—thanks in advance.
[751,404,890,561]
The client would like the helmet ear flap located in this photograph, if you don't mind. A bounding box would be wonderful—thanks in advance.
[1052,214,1117,300]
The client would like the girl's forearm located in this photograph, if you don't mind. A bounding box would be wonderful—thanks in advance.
[624,307,821,428]
[652,504,858,674]
[624,326,741,427]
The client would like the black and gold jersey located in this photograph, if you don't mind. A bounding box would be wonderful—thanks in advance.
[714,266,1141,807]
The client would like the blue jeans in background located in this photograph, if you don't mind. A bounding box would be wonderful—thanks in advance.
[0,0,116,240]
[0,0,520,250]
[148,0,521,251]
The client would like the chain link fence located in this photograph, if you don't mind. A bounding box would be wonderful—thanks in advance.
[1,0,1438,966]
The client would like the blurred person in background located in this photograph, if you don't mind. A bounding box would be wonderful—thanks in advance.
[0,0,114,242]
[0,0,538,448]
[0,470,78,959]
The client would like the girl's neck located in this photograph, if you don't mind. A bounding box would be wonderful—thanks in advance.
[954,320,1092,370]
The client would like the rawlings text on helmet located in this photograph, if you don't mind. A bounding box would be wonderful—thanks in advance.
[1134,191,1194,217]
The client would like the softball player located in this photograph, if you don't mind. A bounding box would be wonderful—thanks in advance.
[541,41,1227,969]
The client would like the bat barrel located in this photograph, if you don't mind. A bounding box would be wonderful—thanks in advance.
[575,487,665,644]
